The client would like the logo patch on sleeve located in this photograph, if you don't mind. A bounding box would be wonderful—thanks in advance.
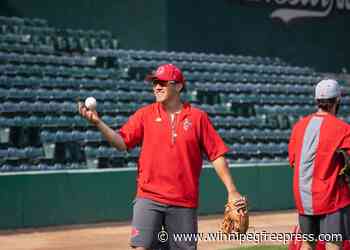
[131,227,140,237]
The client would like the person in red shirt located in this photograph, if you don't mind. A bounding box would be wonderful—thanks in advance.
[288,79,350,250]
[78,64,246,250]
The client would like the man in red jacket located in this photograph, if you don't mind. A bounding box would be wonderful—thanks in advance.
[289,79,350,250]
[79,64,246,250]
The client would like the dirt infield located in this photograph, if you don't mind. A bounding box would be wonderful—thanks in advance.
[0,210,297,250]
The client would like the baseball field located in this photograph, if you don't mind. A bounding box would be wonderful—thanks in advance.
[0,210,296,250]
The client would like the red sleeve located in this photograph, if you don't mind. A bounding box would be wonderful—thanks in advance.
[199,112,229,161]
[119,109,144,150]
[338,125,350,155]
[288,125,296,168]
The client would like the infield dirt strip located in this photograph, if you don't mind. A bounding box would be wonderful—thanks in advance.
[0,210,297,250]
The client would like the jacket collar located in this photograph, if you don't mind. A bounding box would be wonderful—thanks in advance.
[155,102,191,121]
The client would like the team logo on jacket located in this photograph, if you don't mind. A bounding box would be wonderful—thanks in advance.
[183,118,192,131]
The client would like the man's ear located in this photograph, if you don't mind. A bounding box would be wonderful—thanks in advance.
[175,83,184,92]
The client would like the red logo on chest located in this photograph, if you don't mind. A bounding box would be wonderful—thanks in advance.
[183,118,192,131]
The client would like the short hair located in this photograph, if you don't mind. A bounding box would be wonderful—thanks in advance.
[179,83,186,93]
[316,97,338,112]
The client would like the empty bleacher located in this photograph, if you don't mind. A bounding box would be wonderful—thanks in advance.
[0,15,348,172]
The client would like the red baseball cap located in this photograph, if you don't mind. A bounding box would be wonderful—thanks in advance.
[145,64,185,85]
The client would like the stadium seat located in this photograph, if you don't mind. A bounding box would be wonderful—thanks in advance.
[0,19,329,171]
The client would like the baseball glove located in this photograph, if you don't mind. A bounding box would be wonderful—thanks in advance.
[221,197,249,234]
[338,149,350,177]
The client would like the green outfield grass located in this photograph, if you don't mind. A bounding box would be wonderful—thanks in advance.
[221,245,288,250]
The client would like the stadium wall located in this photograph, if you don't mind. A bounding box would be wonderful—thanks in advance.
[0,165,293,230]
[1,0,349,72]
[166,1,350,72]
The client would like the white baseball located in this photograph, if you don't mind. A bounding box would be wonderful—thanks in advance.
[85,97,97,110]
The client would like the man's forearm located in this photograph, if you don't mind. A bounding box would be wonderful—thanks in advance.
[96,120,127,151]
[212,156,241,201]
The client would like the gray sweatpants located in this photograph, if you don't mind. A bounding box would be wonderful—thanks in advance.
[299,206,350,241]
[130,197,198,250]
